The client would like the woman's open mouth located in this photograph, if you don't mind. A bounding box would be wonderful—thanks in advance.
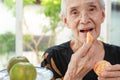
[80,28,94,33]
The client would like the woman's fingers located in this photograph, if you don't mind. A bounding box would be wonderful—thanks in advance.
[74,32,93,58]
[66,32,95,79]
[98,77,120,80]
[74,42,92,57]
[97,64,120,80]
[102,71,120,77]
[106,64,120,71]
[101,64,120,77]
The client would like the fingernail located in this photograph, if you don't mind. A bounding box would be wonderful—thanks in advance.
[101,71,106,76]
[98,77,100,80]
[98,77,99,80]
[106,66,111,70]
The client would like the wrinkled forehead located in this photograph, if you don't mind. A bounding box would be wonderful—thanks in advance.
[66,0,100,8]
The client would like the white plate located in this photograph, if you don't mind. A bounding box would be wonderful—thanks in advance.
[0,67,53,80]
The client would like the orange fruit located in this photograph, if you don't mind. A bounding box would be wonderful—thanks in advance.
[7,56,29,73]
[10,62,37,80]
[87,32,93,43]
[93,60,111,76]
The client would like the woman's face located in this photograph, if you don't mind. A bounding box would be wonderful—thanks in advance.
[64,0,105,43]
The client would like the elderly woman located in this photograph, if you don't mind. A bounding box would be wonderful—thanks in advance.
[41,0,120,80]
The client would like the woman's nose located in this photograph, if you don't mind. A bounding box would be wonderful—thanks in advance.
[79,11,89,24]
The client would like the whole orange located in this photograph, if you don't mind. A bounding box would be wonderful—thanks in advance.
[7,56,29,73]
[9,62,37,80]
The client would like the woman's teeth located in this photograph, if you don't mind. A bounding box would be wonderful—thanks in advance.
[80,28,94,33]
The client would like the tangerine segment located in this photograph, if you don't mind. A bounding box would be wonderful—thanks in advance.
[87,32,93,43]
[94,60,111,76]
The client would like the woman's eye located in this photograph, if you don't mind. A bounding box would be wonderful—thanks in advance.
[71,11,78,14]
[89,8,96,11]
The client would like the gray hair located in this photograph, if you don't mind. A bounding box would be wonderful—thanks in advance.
[60,0,105,16]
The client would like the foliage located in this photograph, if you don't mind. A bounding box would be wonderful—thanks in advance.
[23,35,49,51]
[23,0,36,6]
[41,0,61,20]
[4,0,36,9]
[23,35,33,51]
[0,32,15,54]
[0,32,48,54]
[41,0,61,26]
[23,35,31,43]
[3,0,15,9]
[41,0,61,45]
[118,1,120,5]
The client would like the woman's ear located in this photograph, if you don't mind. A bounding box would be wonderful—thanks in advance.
[61,14,67,23]
[61,14,70,28]
[101,9,105,23]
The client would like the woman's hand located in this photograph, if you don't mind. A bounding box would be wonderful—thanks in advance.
[63,40,104,80]
[98,64,120,80]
